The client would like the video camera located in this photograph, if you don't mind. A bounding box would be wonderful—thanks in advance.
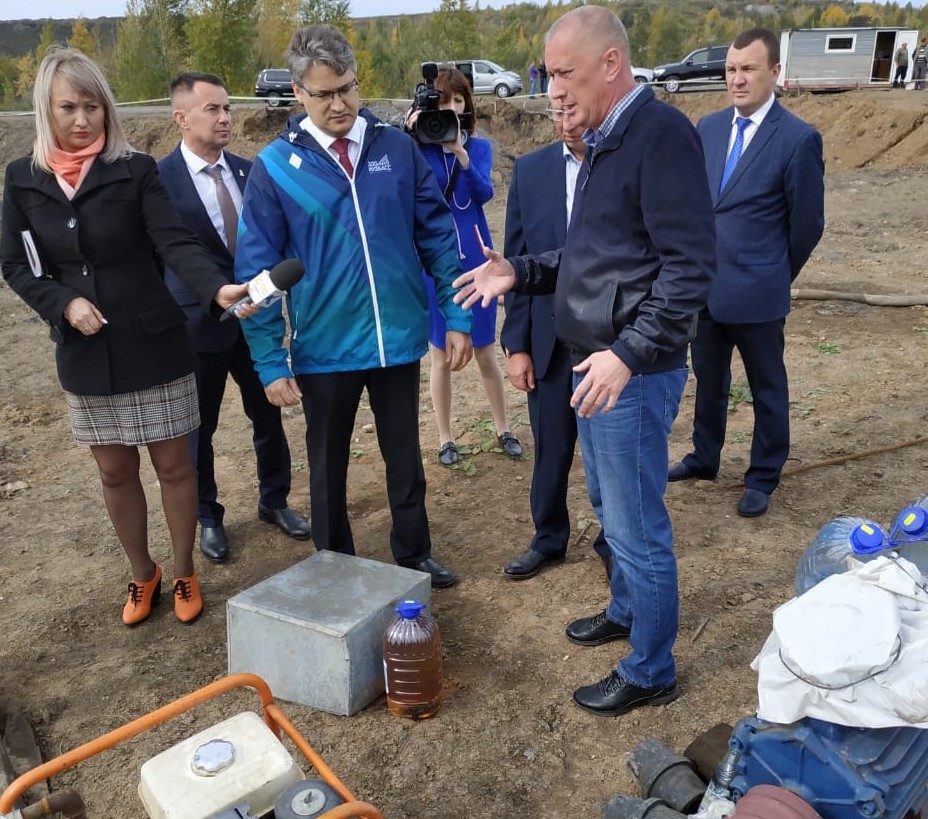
[411,62,472,145]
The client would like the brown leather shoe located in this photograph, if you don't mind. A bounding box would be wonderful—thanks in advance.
[122,564,162,626]
[173,573,203,624]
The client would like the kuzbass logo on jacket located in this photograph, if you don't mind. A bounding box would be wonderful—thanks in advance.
[367,154,392,173]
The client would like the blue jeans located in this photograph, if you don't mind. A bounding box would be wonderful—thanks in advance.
[575,368,687,689]
[529,78,536,97]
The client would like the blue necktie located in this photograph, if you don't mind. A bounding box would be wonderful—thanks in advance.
[719,117,752,193]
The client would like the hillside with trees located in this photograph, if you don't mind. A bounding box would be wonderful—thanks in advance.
[0,0,927,105]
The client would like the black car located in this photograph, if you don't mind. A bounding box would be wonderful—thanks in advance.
[652,45,729,93]
[255,68,296,107]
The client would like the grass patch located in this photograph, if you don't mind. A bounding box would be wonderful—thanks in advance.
[728,379,753,413]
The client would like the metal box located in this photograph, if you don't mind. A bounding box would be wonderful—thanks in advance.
[227,551,431,715]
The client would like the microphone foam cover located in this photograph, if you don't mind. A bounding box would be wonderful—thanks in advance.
[268,258,305,290]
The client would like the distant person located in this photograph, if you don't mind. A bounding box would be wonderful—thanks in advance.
[893,41,909,88]
[0,48,253,627]
[539,61,548,94]
[914,38,928,90]
[528,61,538,98]
[500,106,610,580]
[669,28,824,518]
[455,6,716,717]
[406,66,523,468]
[235,25,472,588]
[159,72,310,566]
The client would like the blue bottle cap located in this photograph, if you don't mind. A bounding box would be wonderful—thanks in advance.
[395,599,426,619]
[849,522,886,555]
[897,506,928,538]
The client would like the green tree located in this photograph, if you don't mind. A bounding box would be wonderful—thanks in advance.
[36,19,60,61]
[112,0,187,102]
[348,26,380,97]
[69,18,98,57]
[646,7,684,66]
[186,0,259,94]
[257,0,300,67]
[299,0,351,33]
[15,52,37,101]
[0,55,19,104]
[425,0,479,60]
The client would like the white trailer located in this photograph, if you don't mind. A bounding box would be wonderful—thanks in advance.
[777,27,919,91]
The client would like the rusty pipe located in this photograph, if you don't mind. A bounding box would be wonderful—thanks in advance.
[19,789,86,819]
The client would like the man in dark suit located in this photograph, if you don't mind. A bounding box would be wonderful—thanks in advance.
[160,72,310,563]
[668,28,825,517]
[500,110,610,580]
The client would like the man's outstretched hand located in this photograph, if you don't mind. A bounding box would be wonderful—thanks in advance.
[453,246,516,310]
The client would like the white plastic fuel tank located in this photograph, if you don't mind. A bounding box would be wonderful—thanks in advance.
[138,711,302,819]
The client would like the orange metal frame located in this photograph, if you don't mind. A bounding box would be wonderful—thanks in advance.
[0,673,382,819]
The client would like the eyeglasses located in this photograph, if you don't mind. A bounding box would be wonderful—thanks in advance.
[297,78,359,104]
[544,108,566,121]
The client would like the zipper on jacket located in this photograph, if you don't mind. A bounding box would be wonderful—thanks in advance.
[343,134,387,368]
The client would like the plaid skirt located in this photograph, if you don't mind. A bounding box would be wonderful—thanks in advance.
[65,373,199,446]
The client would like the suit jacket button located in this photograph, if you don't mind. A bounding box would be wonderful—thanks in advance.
[81,264,89,276]
[67,217,77,228]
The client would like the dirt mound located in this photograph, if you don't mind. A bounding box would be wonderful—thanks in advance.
[2,89,926,175]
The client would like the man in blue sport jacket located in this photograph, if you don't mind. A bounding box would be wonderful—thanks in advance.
[236,25,473,588]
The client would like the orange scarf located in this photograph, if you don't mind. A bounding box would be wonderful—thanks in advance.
[48,133,105,190]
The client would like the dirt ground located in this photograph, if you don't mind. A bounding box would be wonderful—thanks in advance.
[2,87,928,818]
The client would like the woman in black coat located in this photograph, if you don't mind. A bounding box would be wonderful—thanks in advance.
[0,48,253,627]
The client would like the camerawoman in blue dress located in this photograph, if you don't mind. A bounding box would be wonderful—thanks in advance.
[411,66,523,467]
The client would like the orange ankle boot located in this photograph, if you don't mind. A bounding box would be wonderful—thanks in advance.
[173,573,203,624]
[122,564,162,626]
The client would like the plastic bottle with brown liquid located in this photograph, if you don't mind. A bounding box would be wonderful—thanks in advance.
[383,599,443,719]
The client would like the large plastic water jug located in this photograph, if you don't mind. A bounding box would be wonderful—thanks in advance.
[794,517,887,595]
[888,497,928,576]
[383,599,443,719]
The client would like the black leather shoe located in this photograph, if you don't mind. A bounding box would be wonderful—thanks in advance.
[498,432,523,459]
[573,670,679,716]
[504,549,565,580]
[737,488,769,517]
[199,524,229,564]
[566,610,631,646]
[258,505,312,540]
[668,461,718,482]
[410,558,458,589]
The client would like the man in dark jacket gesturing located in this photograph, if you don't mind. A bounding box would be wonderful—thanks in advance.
[456,5,716,716]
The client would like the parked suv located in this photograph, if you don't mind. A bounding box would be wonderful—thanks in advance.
[434,60,523,97]
[652,45,728,93]
[255,68,295,107]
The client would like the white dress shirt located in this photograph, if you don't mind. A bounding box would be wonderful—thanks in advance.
[180,141,243,247]
[564,144,584,223]
[299,115,367,170]
[726,92,776,157]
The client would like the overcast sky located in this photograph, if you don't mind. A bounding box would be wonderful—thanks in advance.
[0,0,533,20]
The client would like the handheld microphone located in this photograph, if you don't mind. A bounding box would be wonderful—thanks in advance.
[220,259,305,322]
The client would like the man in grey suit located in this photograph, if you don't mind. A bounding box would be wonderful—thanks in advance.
[668,29,825,517]
[500,110,610,580]
[160,72,310,563]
